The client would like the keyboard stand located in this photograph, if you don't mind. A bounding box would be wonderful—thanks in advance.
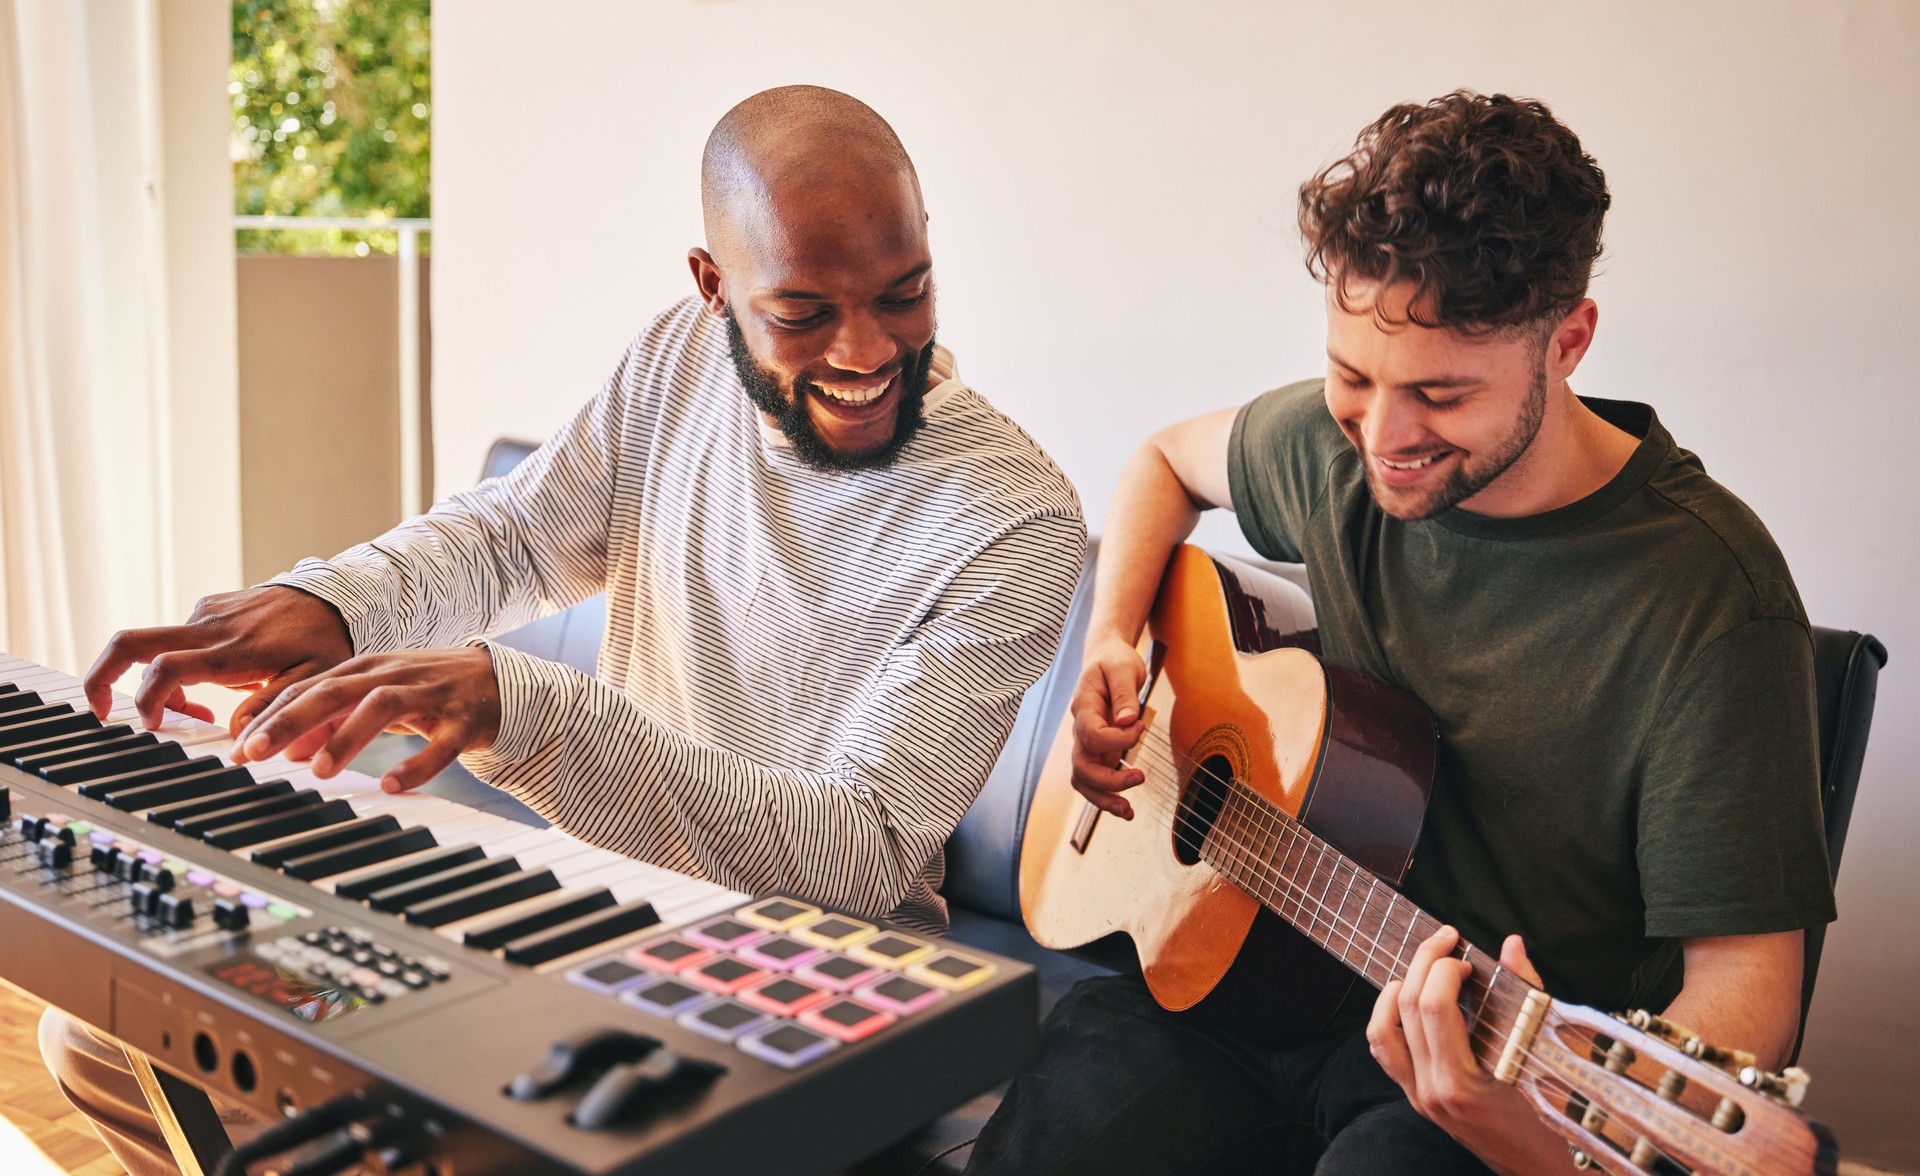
[127,1047,232,1176]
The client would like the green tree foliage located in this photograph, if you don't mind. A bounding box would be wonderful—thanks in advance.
[232,0,430,256]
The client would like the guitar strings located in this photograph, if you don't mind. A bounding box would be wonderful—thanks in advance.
[1118,740,1773,1175]
[1091,752,1703,1174]
[1073,737,1741,1171]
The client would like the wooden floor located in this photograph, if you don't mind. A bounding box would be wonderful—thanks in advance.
[0,981,123,1176]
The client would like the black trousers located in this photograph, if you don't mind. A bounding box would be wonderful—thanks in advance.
[965,975,1496,1176]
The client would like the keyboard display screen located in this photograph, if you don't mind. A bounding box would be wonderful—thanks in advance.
[208,954,368,1022]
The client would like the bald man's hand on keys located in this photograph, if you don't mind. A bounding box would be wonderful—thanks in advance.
[86,586,503,793]
[85,584,354,743]
[229,646,501,794]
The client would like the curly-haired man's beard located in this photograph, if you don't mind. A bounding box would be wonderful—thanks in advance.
[725,312,934,472]
[1362,362,1548,520]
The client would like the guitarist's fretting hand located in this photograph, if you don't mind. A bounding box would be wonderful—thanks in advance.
[1366,927,1571,1174]
[1068,636,1152,820]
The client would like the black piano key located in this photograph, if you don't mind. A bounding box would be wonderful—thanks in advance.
[499,898,661,967]
[250,815,401,869]
[42,741,188,786]
[332,844,485,900]
[145,780,293,826]
[172,789,321,838]
[402,867,560,928]
[79,756,233,800]
[0,708,94,750]
[0,681,20,694]
[0,689,44,714]
[460,887,617,950]
[4,724,136,769]
[366,856,520,913]
[203,798,354,850]
[103,765,255,811]
[281,825,438,882]
[17,732,159,775]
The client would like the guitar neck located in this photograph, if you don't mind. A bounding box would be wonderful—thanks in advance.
[1205,777,1530,1069]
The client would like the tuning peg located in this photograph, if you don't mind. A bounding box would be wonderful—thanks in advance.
[1683,1036,1756,1073]
[1739,1064,1812,1107]
[1624,1008,1700,1052]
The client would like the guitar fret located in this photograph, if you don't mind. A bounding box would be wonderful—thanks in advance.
[1254,787,1285,911]
[1310,840,1337,946]
[1473,964,1503,1036]
[1329,866,1355,964]
[1278,825,1306,926]
[1392,894,1415,979]
[1358,876,1380,979]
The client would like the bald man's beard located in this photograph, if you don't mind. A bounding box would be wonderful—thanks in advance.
[725,312,934,471]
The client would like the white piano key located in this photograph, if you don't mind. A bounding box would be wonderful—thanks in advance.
[315,845,459,894]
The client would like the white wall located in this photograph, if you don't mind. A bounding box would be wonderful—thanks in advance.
[433,1,1920,1167]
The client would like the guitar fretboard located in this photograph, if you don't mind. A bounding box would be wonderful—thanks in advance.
[1205,778,1529,1069]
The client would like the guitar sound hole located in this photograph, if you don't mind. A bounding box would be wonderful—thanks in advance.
[1174,755,1234,866]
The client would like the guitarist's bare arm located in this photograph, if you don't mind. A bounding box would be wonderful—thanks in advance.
[1071,407,1240,819]
[1667,930,1805,1071]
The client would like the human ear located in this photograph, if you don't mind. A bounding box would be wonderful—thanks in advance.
[1548,298,1599,383]
[687,248,727,315]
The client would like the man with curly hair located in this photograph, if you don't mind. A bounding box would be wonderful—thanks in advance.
[967,91,1834,1174]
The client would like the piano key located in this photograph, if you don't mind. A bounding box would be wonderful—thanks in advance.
[330,844,486,900]
[0,708,95,750]
[42,741,189,786]
[151,722,234,749]
[102,766,256,811]
[500,898,661,967]
[280,825,437,882]
[249,815,402,869]
[0,689,44,714]
[203,798,356,850]
[145,780,294,827]
[459,888,617,950]
[17,732,160,775]
[503,837,608,873]
[79,757,237,800]
[367,856,521,913]
[172,790,322,839]
[3,724,137,768]
[402,867,560,928]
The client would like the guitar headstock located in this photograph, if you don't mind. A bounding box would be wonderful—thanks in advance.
[1514,1001,1837,1176]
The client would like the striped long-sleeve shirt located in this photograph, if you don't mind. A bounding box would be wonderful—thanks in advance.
[271,298,1086,932]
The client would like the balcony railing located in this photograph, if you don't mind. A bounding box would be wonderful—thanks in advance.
[234,215,431,518]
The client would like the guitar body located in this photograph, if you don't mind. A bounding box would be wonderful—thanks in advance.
[1020,545,1437,1043]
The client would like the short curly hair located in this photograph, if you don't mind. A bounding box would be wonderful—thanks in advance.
[1299,91,1610,334]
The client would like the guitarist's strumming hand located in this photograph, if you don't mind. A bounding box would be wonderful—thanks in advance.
[1068,636,1152,820]
[1367,927,1574,1175]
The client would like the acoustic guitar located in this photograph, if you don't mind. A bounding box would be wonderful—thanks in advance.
[1019,544,1838,1176]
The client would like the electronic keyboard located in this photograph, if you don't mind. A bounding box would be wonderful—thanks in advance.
[0,653,1036,1174]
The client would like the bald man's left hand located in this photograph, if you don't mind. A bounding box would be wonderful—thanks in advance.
[230,647,501,795]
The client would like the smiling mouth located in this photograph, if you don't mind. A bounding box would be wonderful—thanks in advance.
[1379,453,1443,471]
[812,375,894,405]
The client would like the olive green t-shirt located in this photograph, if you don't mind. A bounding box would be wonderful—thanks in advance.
[1227,380,1835,1013]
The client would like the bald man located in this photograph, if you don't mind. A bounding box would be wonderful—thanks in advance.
[42,86,1085,1175]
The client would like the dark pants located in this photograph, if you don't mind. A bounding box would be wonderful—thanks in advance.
[966,975,1493,1176]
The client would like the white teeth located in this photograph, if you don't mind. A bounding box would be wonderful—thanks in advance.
[816,378,890,404]
[1382,454,1440,470]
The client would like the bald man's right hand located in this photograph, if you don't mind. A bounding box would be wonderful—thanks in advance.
[86,586,354,737]
[1069,636,1150,820]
